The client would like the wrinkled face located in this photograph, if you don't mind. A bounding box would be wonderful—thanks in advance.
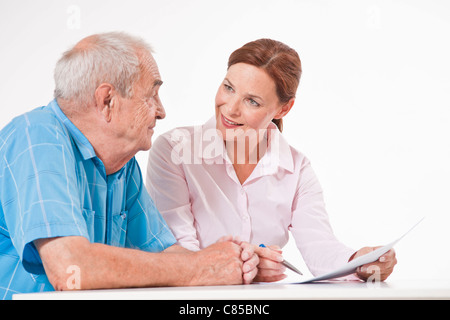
[113,53,165,152]
[215,63,284,141]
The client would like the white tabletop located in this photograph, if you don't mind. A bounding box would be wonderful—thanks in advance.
[13,279,450,300]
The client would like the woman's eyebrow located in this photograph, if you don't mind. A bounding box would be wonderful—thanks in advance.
[224,78,234,87]
[248,93,263,101]
[224,78,263,101]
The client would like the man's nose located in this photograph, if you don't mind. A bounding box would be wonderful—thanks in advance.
[156,102,166,120]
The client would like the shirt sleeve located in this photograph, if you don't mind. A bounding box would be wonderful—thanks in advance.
[125,157,176,252]
[1,123,88,275]
[289,156,357,277]
[146,133,200,251]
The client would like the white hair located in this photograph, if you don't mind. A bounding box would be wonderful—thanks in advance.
[54,32,153,105]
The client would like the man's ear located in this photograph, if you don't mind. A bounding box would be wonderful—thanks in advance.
[94,83,115,122]
[273,98,295,120]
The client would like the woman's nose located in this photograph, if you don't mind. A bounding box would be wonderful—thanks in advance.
[226,97,241,116]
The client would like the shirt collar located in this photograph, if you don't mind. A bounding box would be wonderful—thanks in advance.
[200,116,228,162]
[49,99,97,161]
[200,116,294,174]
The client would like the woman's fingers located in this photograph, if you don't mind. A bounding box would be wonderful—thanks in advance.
[355,248,397,281]
[253,245,287,282]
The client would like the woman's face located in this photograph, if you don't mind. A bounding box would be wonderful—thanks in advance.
[215,63,289,140]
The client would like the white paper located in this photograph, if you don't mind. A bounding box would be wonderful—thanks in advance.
[296,217,424,284]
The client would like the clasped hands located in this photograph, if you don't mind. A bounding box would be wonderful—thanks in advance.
[213,236,285,284]
[210,236,397,284]
[211,236,288,284]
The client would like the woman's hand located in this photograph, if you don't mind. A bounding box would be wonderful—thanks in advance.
[350,247,397,282]
[253,245,287,283]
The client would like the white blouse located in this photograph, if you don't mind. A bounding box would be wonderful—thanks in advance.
[146,117,356,276]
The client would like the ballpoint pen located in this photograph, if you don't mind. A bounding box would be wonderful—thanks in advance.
[259,244,303,276]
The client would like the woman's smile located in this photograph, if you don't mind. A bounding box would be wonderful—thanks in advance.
[221,114,243,128]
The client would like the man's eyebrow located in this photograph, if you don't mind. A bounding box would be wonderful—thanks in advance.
[153,79,163,88]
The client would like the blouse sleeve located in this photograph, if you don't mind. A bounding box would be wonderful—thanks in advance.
[289,156,357,277]
[146,133,200,251]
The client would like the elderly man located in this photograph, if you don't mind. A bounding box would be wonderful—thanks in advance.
[0,32,261,300]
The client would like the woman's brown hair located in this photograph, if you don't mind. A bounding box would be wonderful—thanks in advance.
[227,39,302,132]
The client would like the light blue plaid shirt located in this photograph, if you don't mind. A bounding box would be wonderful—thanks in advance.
[0,99,176,299]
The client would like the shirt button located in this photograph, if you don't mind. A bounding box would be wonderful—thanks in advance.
[240,189,245,195]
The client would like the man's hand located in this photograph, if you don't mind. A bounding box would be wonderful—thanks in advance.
[188,241,246,286]
[213,236,260,284]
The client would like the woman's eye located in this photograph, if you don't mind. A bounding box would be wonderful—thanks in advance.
[248,99,260,107]
[224,84,233,92]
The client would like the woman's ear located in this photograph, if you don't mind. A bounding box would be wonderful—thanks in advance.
[94,83,115,122]
[273,98,295,120]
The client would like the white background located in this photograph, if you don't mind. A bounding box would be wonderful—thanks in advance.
[1,0,449,281]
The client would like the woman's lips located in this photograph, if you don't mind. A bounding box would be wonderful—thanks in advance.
[221,114,243,128]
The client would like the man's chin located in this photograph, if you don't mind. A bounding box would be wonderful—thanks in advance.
[142,141,152,151]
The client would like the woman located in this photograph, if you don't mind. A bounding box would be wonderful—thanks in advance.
[146,39,396,282]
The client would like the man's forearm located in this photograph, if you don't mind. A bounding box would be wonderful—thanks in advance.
[35,236,197,290]
[83,243,197,289]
